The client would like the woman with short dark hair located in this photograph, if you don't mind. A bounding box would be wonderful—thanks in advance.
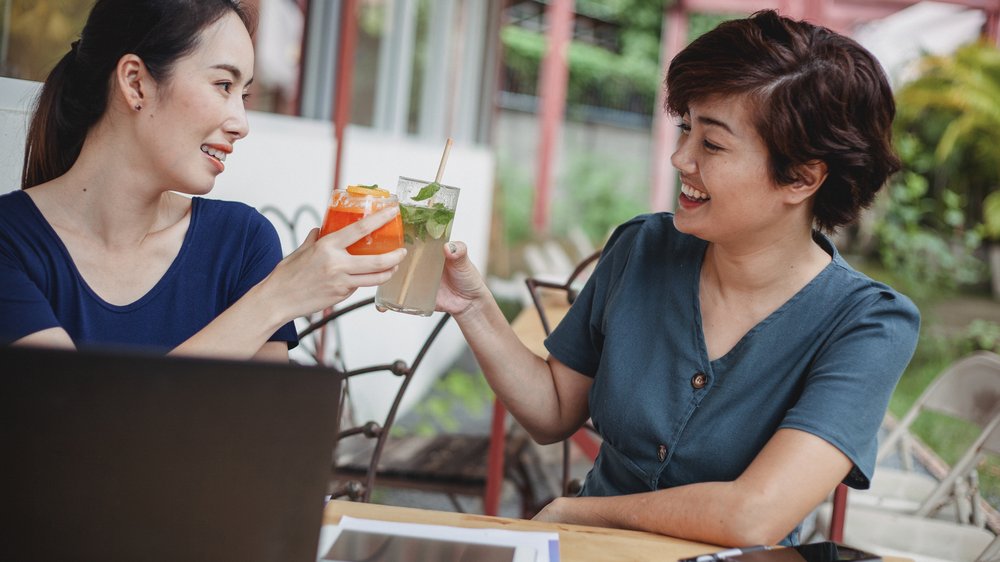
[0,0,404,358]
[440,10,919,546]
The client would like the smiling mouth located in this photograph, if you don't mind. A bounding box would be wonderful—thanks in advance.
[200,145,227,162]
[680,182,710,201]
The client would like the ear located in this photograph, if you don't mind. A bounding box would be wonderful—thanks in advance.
[784,160,828,205]
[114,54,149,112]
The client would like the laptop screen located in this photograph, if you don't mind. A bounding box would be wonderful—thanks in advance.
[0,346,342,562]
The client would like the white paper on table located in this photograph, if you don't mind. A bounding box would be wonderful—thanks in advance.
[316,515,560,562]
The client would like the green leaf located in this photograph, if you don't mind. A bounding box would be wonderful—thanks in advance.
[412,182,441,201]
[425,219,446,239]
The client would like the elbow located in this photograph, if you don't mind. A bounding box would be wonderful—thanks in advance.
[526,427,573,446]
[718,495,795,547]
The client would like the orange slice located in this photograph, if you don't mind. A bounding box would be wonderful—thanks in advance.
[347,184,390,197]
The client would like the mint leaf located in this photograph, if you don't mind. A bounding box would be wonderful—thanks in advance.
[426,219,447,239]
[412,182,441,201]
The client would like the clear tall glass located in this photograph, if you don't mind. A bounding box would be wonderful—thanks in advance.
[375,177,460,316]
[319,187,403,255]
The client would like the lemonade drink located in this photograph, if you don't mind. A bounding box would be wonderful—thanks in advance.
[319,186,403,255]
[375,177,459,316]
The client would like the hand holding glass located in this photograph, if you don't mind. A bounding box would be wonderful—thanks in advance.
[319,186,403,255]
[375,177,460,316]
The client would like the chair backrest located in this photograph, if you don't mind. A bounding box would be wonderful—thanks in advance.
[297,298,452,503]
[523,250,602,497]
[878,351,1000,460]
[915,409,1000,517]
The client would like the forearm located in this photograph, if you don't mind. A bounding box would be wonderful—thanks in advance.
[540,429,852,546]
[170,280,289,361]
[546,481,787,547]
[452,297,583,443]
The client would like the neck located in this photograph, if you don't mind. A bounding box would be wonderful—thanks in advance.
[702,223,830,298]
[32,121,186,248]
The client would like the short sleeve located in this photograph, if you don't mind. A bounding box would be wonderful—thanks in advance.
[544,217,645,376]
[235,210,299,349]
[0,252,61,343]
[780,289,920,488]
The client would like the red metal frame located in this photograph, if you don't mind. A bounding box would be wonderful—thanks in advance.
[531,0,575,235]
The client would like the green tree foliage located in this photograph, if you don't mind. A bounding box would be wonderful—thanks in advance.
[2,0,94,80]
[895,41,1000,230]
[501,25,661,115]
[874,133,984,299]
[501,0,669,115]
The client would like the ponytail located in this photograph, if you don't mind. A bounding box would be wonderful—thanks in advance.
[19,0,256,190]
[21,46,93,190]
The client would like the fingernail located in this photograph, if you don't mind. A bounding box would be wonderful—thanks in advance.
[448,242,457,254]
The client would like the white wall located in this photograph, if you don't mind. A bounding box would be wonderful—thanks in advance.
[0,76,495,424]
[0,77,38,191]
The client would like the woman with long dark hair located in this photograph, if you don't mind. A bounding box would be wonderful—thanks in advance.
[0,0,404,359]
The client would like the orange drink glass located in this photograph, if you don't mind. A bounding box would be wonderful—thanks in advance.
[319,186,403,255]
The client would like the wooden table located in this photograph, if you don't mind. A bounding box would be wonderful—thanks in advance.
[323,500,717,561]
[509,299,570,357]
[323,501,913,562]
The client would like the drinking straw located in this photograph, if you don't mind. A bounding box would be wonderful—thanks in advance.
[398,138,453,304]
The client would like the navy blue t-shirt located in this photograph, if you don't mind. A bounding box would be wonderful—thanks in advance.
[0,190,297,352]
[545,214,920,541]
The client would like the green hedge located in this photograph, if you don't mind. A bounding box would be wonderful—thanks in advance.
[501,25,661,115]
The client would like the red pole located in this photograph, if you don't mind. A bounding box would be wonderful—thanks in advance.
[332,0,359,193]
[291,0,311,117]
[483,400,507,516]
[531,0,575,235]
[829,483,848,542]
[649,1,686,212]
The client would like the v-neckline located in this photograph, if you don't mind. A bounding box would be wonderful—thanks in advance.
[692,234,837,367]
[19,191,200,311]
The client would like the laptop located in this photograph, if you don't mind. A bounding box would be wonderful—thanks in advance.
[0,345,343,562]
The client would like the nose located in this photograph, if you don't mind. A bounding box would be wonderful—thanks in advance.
[669,132,695,175]
[226,98,250,141]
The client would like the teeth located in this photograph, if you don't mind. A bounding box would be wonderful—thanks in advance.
[200,145,227,162]
[681,183,710,200]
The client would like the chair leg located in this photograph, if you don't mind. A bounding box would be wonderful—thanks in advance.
[829,484,848,543]
[484,400,508,516]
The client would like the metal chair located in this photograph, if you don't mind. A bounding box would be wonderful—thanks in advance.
[812,412,1000,562]
[483,250,603,516]
[296,297,453,503]
[814,351,1000,535]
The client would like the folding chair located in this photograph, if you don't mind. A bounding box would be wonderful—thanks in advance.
[814,351,1000,535]
[813,412,1000,562]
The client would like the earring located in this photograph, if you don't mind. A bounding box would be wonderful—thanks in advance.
[134,103,142,112]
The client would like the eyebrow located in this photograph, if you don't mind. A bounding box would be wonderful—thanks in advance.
[212,63,254,87]
[696,115,735,135]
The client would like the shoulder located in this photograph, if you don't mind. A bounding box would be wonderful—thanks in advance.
[604,212,698,254]
[193,197,277,235]
[819,243,921,342]
[0,191,47,251]
[0,190,30,220]
[599,212,704,273]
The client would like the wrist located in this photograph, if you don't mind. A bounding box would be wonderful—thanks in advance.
[245,274,292,332]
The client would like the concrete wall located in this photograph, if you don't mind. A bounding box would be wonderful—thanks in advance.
[493,106,653,199]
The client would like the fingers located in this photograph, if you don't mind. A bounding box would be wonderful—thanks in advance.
[324,206,400,248]
[287,228,319,258]
[445,240,467,260]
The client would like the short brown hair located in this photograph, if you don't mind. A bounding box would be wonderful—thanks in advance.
[665,10,900,232]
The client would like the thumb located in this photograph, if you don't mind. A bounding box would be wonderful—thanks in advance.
[287,227,320,258]
[444,240,483,282]
[445,241,473,269]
